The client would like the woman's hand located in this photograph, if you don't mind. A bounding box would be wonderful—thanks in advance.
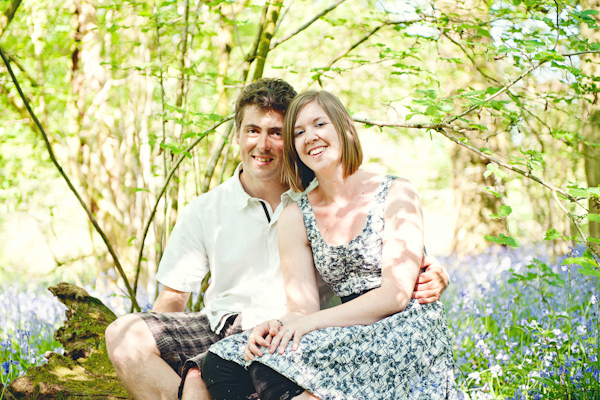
[244,320,282,361]
[412,255,450,304]
[269,316,319,355]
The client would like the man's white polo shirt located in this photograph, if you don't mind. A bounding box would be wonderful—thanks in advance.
[156,163,312,333]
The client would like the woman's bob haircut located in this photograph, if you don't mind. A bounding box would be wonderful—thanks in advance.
[282,90,363,192]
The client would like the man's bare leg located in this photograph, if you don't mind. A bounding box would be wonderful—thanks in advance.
[105,314,180,400]
[180,367,212,400]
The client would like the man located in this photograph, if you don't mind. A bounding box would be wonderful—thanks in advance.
[105,78,449,400]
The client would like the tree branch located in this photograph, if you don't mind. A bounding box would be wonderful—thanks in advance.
[310,17,422,86]
[4,52,39,87]
[0,46,141,312]
[435,127,584,207]
[133,115,235,297]
[447,62,541,124]
[326,23,385,69]
[446,49,600,124]
[270,0,348,50]
[0,0,21,39]
[200,120,234,193]
[272,0,296,38]
[441,30,501,85]
[352,114,587,211]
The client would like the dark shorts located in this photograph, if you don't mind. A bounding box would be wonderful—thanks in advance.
[139,311,243,377]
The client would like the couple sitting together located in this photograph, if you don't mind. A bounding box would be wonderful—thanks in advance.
[106,78,458,400]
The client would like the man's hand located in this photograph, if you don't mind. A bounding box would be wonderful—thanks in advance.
[412,255,450,304]
[244,320,281,361]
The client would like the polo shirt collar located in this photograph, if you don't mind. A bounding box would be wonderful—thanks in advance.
[233,163,318,210]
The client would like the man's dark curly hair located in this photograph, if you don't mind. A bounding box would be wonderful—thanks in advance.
[234,78,297,132]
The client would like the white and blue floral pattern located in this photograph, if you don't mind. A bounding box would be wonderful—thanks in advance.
[208,175,458,399]
[298,175,394,297]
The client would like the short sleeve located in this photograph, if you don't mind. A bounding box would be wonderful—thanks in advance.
[155,201,209,292]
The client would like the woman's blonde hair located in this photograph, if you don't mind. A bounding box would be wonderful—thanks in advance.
[282,91,363,192]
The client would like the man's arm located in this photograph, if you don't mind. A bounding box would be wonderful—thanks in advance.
[412,255,450,304]
[152,285,191,312]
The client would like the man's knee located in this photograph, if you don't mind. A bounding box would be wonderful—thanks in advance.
[181,367,209,400]
[105,314,158,366]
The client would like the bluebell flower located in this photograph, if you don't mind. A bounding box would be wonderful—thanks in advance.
[1,360,10,375]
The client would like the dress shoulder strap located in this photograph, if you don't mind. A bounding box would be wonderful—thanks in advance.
[296,194,321,244]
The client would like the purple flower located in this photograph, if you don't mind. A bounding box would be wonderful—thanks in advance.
[2,360,10,375]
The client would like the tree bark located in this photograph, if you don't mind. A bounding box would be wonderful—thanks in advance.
[581,0,600,249]
[252,0,283,81]
[450,131,506,256]
[0,0,21,39]
[201,3,235,193]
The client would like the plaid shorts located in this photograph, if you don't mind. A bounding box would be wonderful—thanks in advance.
[139,311,242,377]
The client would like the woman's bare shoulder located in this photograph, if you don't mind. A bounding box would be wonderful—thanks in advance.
[280,201,304,225]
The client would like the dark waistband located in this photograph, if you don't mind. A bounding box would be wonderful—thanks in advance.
[340,287,375,303]
[339,267,427,304]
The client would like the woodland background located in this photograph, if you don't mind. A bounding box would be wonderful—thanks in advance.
[0,0,600,397]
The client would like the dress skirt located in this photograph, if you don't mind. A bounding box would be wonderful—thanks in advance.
[207,300,458,400]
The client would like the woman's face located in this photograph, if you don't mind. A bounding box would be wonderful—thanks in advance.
[292,101,341,175]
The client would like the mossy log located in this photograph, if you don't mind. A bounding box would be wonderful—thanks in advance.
[5,283,131,399]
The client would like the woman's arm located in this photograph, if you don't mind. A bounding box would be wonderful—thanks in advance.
[278,203,321,319]
[244,203,321,360]
[269,179,424,354]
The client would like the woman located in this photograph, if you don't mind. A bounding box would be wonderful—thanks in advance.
[201,90,457,400]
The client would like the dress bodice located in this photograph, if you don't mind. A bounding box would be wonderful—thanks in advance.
[296,175,398,297]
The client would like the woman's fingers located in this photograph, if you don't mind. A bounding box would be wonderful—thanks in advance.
[246,334,263,358]
[277,329,296,354]
[291,331,302,351]
[268,319,281,336]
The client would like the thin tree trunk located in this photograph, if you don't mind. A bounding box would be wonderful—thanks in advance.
[0,0,21,39]
[201,3,235,193]
[581,0,600,250]
[252,0,283,81]
[167,0,191,239]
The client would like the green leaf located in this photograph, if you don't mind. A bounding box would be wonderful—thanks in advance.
[485,163,508,179]
[468,123,488,131]
[579,268,600,278]
[544,228,562,241]
[485,233,520,247]
[562,257,598,269]
[568,188,588,197]
[590,187,600,198]
[588,214,600,222]
[485,234,505,244]
[486,187,503,198]
[480,147,492,155]
[498,205,512,217]
[582,9,599,17]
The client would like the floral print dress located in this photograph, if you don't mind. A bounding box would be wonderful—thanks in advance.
[208,176,458,399]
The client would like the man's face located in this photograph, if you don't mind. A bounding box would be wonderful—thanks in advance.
[237,105,285,187]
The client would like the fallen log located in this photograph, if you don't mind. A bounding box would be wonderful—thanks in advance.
[6,283,130,399]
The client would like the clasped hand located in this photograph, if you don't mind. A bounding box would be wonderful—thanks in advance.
[244,316,317,361]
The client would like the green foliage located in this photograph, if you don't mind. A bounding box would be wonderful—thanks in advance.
[486,233,521,247]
